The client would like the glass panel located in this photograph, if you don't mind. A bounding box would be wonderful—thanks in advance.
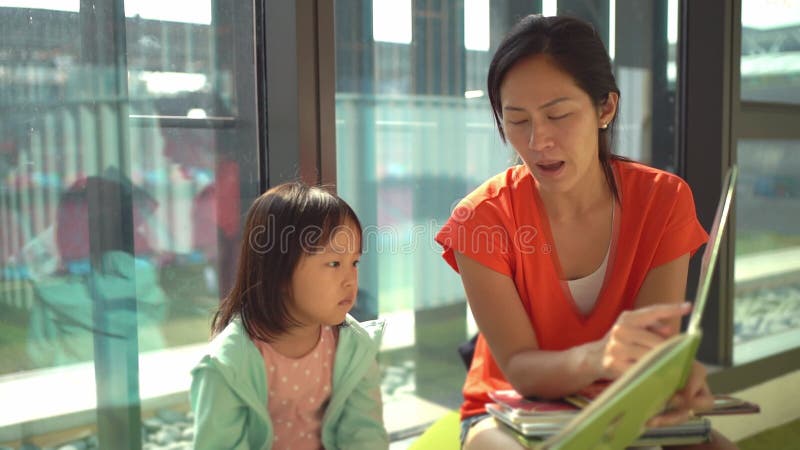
[741,0,800,104]
[0,1,259,447]
[734,139,800,364]
[609,0,679,170]
[334,0,679,435]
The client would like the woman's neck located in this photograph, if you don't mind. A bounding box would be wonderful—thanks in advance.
[537,160,612,222]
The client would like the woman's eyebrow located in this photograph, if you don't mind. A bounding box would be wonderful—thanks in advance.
[502,97,572,112]
[537,96,571,109]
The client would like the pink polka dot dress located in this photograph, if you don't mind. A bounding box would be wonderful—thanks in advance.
[255,326,337,450]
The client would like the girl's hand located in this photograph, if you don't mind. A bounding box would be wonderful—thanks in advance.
[647,360,714,427]
[595,302,692,380]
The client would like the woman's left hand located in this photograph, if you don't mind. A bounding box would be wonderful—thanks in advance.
[647,360,714,427]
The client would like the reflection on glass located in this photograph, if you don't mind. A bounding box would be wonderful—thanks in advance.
[0,1,257,447]
[26,171,168,367]
[741,0,800,104]
[334,0,679,435]
[734,139,800,364]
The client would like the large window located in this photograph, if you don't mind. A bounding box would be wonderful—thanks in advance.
[740,0,800,104]
[334,0,679,435]
[0,1,260,447]
[734,140,800,364]
[732,1,800,366]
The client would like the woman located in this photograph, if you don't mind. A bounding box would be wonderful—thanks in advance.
[435,14,737,450]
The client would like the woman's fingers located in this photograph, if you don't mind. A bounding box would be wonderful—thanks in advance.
[609,323,666,350]
[682,361,706,393]
[646,322,674,339]
[647,407,694,428]
[676,362,714,412]
[654,361,714,428]
[619,302,692,329]
[656,385,712,428]
[600,303,693,380]
[600,355,633,379]
[685,384,714,413]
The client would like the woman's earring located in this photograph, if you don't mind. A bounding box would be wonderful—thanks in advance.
[600,122,608,129]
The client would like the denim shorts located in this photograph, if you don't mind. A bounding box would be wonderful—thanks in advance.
[459,413,490,448]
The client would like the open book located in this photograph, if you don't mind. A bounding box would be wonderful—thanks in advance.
[564,383,760,416]
[493,166,744,449]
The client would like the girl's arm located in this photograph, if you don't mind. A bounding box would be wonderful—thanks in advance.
[334,359,389,450]
[455,251,691,399]
[190,367,250,450]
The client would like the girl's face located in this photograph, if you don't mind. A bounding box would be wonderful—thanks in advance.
[499,55,617,195]
[287,220,361,328]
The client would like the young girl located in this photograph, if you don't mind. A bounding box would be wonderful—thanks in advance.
[190,182,389,450]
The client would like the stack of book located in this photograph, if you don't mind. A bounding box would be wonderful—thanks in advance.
[486,388,759,448]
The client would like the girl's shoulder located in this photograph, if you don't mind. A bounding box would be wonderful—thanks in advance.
[340,315,386,347]
[198,319,259,372]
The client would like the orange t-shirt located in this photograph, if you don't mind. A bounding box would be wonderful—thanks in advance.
[434,160,709,419]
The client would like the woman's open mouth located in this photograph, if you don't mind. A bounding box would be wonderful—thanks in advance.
[536,161,565,174]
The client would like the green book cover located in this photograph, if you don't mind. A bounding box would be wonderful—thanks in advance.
[538,332,702,449]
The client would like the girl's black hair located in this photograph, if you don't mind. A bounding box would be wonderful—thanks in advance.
[212,182,362,341]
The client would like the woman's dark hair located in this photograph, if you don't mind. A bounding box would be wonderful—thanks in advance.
[488,14,624,200]
[212,181,362,341]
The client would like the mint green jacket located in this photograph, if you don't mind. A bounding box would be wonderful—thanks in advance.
[190,315,389,450]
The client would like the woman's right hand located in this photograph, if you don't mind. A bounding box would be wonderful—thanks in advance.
[594,302,692,380]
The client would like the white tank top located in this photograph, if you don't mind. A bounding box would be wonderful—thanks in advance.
[566,202,614,315]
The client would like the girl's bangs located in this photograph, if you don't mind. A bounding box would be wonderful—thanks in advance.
[301,194,362,254]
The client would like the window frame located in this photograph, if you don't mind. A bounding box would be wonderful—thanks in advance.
[262,0,335,186]
[0,0,265,446]
[310,0,800,422]
[679,0,800,391]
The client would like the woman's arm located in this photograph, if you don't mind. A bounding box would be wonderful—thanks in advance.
[455,251,602,398]
[634,253,716,423]
[632,253,691,333]
[596,253,694,378]
[455,251,693,398]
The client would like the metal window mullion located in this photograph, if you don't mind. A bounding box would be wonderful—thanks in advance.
[79,0,141,448]
[263,0,323,186]
[317,0,337,186]
[678,0,734,367]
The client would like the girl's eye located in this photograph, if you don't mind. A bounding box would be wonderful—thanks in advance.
[353,260,360,267]
[507,119,528,125]
[548,113,570,120]
[327,261,341,268]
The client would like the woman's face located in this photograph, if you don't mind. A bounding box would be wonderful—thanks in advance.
[499,54,616,195]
